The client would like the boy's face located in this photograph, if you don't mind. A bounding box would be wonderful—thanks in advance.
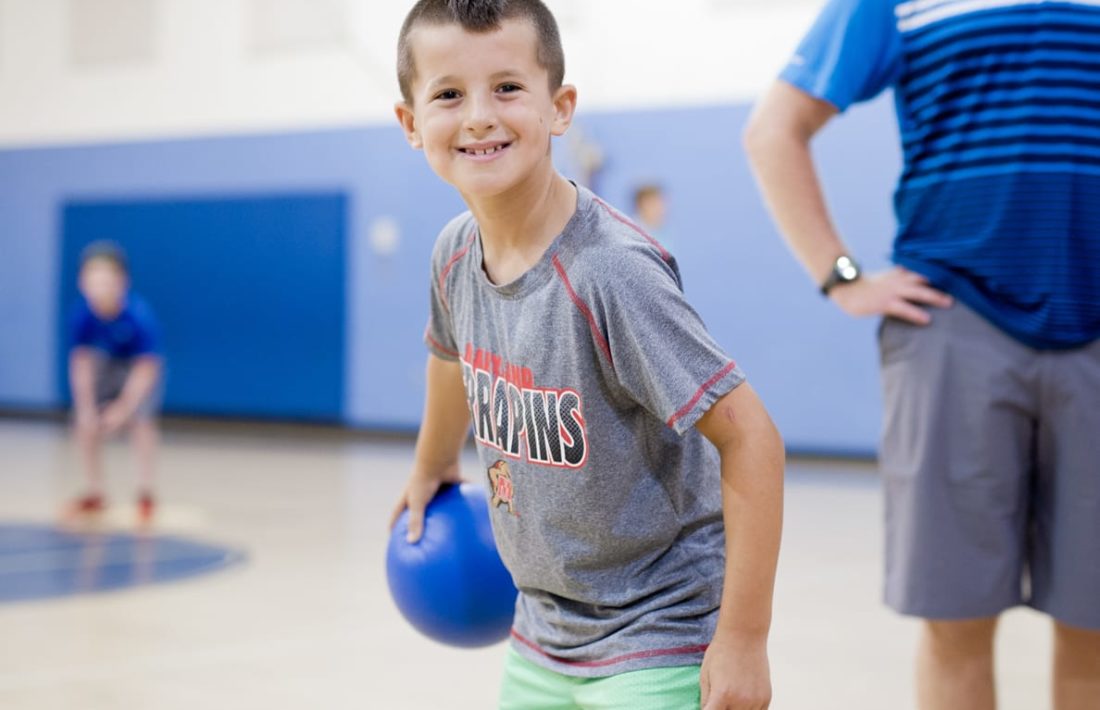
[78,259,128,319]
[638,193,667,229]
[395,19,576,199]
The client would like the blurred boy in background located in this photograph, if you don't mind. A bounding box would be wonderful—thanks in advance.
[632,182,674,253]
[68,241,163,523]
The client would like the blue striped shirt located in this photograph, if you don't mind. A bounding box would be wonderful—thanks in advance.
[782,0,1100,349]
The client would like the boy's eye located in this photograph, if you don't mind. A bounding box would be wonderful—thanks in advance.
[497,83,522,93]
[434,90,461,101]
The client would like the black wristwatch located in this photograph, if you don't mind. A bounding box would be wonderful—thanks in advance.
[820,255,861,296]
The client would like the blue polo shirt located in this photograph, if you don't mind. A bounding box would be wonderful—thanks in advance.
[70,294,161,360]
[782,0,1100,349]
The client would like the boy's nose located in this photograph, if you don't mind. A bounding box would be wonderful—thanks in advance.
[463,95,497,133]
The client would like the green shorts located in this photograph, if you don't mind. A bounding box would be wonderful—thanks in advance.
[499,648,701,710]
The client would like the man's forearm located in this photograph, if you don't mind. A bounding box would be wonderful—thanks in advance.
[745,82,848,285]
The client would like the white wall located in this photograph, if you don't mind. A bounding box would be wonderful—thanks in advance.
[0,0,821,147]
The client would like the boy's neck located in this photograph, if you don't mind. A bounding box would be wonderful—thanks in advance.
[465,170,578,286]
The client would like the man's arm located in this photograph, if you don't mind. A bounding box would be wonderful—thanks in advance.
[694,382,784,710]
[389,354,471,542]
[743,81,950,324]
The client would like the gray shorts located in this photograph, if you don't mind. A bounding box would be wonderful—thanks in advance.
[93,355,163,419]
[879,302,1100,630]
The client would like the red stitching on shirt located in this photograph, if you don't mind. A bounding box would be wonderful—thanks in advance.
[511,629,708,668]
[551,254,614,369]
[424,328,459,359]
[667,361,737,429]
[437,229,477,312]
[592,196,672,263]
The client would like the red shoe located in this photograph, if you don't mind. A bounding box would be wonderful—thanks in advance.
[73,493,106,514]
[137,493,156,524]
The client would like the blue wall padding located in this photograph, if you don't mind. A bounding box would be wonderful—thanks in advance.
[570,102,900,455]
[0,97,900,454]
[58,194,347,421]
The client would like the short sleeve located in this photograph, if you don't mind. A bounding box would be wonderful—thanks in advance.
[69,301,94,350]
[601,249,745,435]
[780,0,904,111]
[425,266,460,361]
[423,221,472,362]
[130,302,161,356]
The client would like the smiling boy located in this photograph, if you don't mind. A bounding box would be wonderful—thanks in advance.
[389,2,784,708]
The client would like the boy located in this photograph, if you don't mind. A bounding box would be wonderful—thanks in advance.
[68,241,164,523]
[632,182,674,254]
[390,2,783,707]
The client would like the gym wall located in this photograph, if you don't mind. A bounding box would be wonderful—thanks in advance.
[0,0,900,454]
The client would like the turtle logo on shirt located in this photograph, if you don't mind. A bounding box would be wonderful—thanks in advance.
[487,460,517,516]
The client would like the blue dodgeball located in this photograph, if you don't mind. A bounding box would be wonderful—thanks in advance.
[386,483,517,648]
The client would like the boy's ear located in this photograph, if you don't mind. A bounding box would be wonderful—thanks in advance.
[394,102,423,149]
[550,84,578,137]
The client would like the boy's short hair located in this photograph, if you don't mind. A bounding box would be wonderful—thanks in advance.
[633,183,664,209]
[79,240,129,276]
[397,0,565,104]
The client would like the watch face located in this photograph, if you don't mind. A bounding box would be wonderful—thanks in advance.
[822,255,862,295]
[836,256,860,281]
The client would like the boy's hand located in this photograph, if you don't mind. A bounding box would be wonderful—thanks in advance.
[74,405,99,429]
[99,401,132,436]
[700,634,771,709]
[389,464,464,544]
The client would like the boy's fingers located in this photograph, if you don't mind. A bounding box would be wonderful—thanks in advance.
[388,499,408,531]
[405,506,425,543]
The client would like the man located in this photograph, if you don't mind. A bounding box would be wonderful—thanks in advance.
[744,1,1100,708]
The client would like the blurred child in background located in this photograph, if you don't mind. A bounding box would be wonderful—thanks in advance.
[632,182,674,253]
[68,241,163,523]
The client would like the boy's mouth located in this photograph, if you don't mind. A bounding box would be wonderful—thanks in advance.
[458,142,512,157]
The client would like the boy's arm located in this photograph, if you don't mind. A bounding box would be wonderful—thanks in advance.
[100,356,162,434]
[743,81,950,325]
[389,354,471,543]
[694,382,784,710]
[69,348,99,419]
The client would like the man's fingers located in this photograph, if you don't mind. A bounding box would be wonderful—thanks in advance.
[898,268,929,285]
[893,269,952,306]
[903,284,953,308]
[886,298,933,325]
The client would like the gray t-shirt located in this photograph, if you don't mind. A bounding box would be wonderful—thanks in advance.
[425,185,745,677]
